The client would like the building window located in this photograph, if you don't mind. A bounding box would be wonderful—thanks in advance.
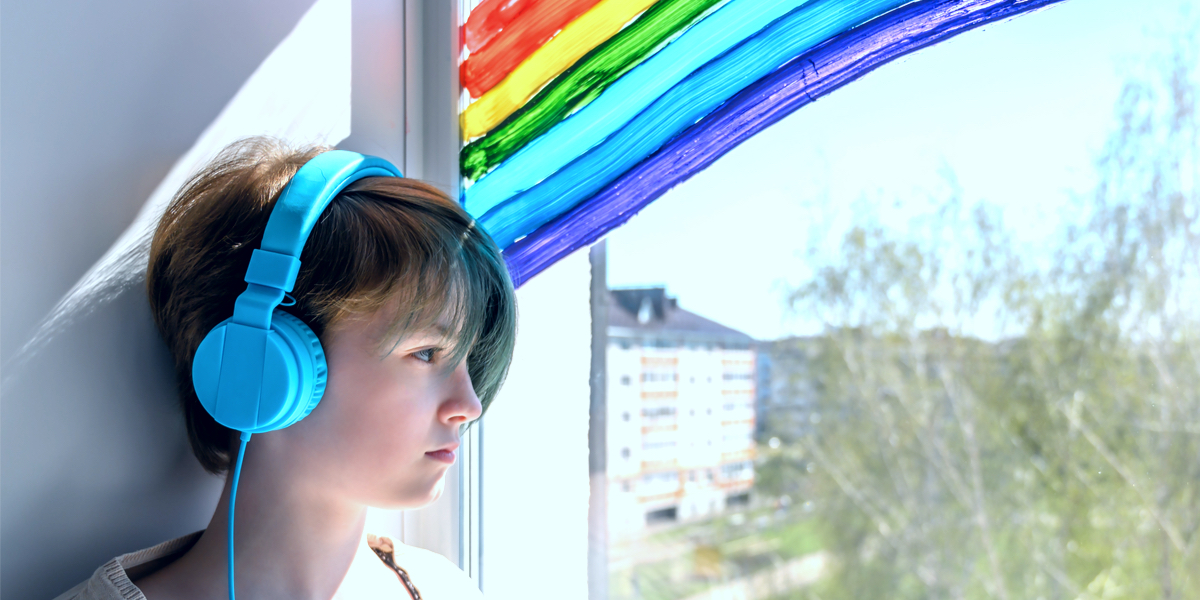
[642,371,677,382]
[643,440,677,451]
[621,447,630,459]
[622,411,630,421]
[620,375,631,385]
[641,406,676,418]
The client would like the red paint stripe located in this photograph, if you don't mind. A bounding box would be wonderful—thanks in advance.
[463,0,535,54]
[461,0,603,99]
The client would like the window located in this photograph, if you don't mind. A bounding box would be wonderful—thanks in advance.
[641,371,677,383]
[642,440,677,451]
[641,406,676,419]
[589,7,1195,600]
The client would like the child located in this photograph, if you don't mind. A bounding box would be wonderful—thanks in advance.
[55,137,516,599]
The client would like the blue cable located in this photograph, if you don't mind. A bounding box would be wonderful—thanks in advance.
[229,431,252,600]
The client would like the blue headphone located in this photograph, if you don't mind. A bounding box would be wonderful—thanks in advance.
[192,150,403,434]
[189,150,402,600]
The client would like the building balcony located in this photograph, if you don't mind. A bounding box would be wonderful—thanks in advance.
[721,448,757,462]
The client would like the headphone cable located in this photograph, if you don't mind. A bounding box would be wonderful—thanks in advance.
[229,431,252,600]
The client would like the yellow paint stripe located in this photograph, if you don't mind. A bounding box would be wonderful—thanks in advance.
[461,0,658,141]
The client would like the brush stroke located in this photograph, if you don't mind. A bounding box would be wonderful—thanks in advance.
[461,0,658,139]
[478,0,910,248]
[500,0,1067,287]
[463,0,535,54]
[461,0,604,98]
[461,0,812,215]
[461,0,726,182]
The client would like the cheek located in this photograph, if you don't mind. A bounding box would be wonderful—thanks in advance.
[317,358,430,460]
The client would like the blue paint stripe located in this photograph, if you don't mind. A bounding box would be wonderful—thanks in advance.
[480,0,909,248]
[462,0,813,217]
[500,0,1067,286]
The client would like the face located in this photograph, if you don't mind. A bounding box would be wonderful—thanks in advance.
[276,306,483,509]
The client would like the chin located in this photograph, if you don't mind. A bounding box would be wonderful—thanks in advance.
[375,477,446,510]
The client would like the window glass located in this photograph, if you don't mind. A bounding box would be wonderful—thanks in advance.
[598,5,1198,600]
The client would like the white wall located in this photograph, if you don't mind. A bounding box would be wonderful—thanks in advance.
[481,249,593,600]
[1,5,317,598]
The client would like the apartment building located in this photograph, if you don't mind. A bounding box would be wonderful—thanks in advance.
[605,287,756,539]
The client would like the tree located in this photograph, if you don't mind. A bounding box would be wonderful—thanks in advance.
[772,26,1199,600]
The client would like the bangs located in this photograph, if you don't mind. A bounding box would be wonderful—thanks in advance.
[294,176,516,417]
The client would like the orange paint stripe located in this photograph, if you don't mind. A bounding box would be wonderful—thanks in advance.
[462,0,536,54]
[461,0,603,99]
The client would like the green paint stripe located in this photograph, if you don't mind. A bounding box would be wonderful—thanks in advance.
[461,0,726,182]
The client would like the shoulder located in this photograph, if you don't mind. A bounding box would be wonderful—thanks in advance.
[52,558,139,600]
[367,533,483,599]
[52,532,203,600]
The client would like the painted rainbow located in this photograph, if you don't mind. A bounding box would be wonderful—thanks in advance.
[458,0,1066,286]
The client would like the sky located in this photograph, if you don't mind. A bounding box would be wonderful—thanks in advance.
[605,0,1194,341]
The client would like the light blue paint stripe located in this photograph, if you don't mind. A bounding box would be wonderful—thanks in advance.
[479,0,909,247]
[462,0,813,217]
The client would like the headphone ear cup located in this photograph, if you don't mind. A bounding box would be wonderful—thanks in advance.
[192,310,327,433]
[267,309,327,427]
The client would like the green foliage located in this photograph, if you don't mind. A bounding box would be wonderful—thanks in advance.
[771,29,1200,600]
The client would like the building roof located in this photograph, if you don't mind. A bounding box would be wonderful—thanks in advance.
[607,287,754,344]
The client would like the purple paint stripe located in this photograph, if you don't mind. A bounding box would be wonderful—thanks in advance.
[502,0,1066,287]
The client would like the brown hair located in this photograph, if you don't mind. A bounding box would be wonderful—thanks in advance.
[147,137,516,474]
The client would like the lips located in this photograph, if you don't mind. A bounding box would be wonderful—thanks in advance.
[425,442,459,464]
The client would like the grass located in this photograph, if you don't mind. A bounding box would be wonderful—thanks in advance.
[609,508,823,600]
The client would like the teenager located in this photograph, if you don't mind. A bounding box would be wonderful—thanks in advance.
[55,137,516,600]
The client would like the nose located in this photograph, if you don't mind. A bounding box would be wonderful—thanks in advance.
[441,360,483,426]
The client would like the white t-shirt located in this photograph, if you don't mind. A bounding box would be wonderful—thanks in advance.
[53,531,483,600]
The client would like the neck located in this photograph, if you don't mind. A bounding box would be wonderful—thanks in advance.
[164,439,370,600]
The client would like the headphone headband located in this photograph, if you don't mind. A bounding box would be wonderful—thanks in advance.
[232,151,402,330]
[262,150,404,258]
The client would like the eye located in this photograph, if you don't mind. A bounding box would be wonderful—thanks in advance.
[413,347,439,363]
